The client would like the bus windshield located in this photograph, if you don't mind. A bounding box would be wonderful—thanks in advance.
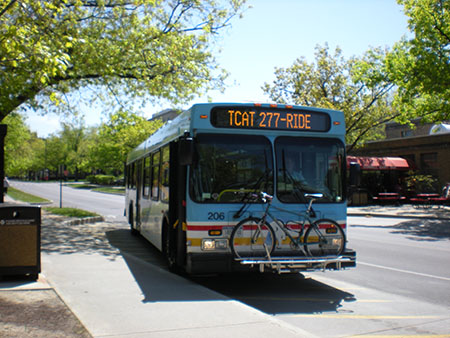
[190,134,273,203]
[276,136,345,203]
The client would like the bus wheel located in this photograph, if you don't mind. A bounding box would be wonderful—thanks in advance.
[129,205,138,236]
[163,223,177,272]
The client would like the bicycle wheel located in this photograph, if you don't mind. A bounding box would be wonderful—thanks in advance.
[230,217,276,259]
[303,218,345,257]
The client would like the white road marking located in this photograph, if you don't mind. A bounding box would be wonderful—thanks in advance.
[359,261,450,282]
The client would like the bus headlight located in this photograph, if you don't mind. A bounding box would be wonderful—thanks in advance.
[201,239,228,251]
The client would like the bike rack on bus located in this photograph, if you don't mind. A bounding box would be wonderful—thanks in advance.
[236,254,356,274]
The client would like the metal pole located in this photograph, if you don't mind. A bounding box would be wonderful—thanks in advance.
[0,124,7,203]
[59,164,63,208]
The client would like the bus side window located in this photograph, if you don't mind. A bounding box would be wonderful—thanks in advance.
[125,165,130,188]
[151,151,160,200]
[160,146,170,203]
[128,163,136,189]
[143,156,151,198]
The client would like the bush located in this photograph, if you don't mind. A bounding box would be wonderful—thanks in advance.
[86,174,115,185]
[405,172,438,193]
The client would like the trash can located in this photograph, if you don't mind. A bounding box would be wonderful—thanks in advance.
[0,204,41,280]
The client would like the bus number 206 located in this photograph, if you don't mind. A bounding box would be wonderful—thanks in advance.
[208,212,225,220]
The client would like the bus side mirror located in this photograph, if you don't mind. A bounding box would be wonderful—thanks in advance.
[179,136,194,166]
[349,162,361,187]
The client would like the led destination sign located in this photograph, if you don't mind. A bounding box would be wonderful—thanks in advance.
[211,106,330,132]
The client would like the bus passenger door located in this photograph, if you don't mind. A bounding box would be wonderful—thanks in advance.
[134,159,143,231]
[165,140,188,269]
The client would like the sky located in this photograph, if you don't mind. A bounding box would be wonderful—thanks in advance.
[26,0,410,137]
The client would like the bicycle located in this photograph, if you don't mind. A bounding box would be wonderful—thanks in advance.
[229,192,346,260]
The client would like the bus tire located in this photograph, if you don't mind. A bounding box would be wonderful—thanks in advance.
[129,204,138,236]
[163,222,178,272]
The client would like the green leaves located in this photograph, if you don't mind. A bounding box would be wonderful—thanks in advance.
[263,1,449,150]
[263,44,396,151]
[1,0,246,120]
[3,109,163,177]
[3,113,43,176]
[386,0,450,121]
[88,110,163,174]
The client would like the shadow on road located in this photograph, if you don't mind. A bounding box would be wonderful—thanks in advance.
[351,218,450,241]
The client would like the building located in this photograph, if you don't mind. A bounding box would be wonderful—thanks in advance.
[150,109,180,123]
[350,120,450,190]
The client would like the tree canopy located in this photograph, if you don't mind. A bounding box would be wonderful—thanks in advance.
[262,45,397,151]
[0,0,246,121]
[263,0,449,149]
[87,110,163,174]
[385,0,450,122]
[4,110,163,177]
[3,113,39,176]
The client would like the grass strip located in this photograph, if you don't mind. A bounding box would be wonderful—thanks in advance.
[7,187,98,218]
[69,183,97,189]
[44,207,99,218]
[92,186,125,195]
[7,187,51,203]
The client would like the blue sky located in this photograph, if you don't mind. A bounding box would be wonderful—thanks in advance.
[26,0,410,137]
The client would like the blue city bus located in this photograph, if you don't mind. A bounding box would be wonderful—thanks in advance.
[125,103,356,274]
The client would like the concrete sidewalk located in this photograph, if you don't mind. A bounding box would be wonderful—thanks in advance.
[1,196,93,337]
[348,203,450,220]
[1,195,448,337]
[1,196,315,338]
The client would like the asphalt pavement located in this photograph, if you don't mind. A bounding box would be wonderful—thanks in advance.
[1,195,449,337]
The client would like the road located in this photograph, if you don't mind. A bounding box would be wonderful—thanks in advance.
[10,181,450,337]
[11,180,126,222]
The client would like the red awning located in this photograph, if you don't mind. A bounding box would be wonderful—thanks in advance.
[347,156,413,171]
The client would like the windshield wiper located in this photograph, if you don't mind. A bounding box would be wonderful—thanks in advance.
[280,150,307,203]
[233,168,273,219]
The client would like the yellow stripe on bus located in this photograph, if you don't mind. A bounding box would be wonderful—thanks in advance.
[188,237,267,247]
[188,238,202,247]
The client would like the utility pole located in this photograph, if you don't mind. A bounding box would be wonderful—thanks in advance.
[0,124,7,203]
[59,164,64,208]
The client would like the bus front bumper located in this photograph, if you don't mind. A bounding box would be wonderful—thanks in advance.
[186,249,356,274]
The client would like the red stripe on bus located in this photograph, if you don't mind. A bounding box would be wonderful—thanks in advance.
[186,223,346,231]
[186,225,224,231]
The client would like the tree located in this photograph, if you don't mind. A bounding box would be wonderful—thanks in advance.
[3,112,43,177]
[88,110,163,174]
[0,0,246,121]
[58,119,93,180]
[380,0,449,122]
[262,44,397,151]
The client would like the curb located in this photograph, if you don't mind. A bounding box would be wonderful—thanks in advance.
[63,216,105,226]
[347,212,450,221]
[29,201,53,206]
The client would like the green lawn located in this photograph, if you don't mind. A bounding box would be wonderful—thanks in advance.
[92,186,125,195]
[7,187,51,203]
[7,187,98,218]
[44,207,99,218]
[69,182,125,195]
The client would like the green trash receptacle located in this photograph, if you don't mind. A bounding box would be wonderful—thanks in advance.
[0,204,41,280]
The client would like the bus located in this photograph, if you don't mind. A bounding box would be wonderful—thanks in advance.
[125,103,356,274]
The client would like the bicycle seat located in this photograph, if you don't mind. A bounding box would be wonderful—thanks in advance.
[304,193,323,199]
[260,192,273,202]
